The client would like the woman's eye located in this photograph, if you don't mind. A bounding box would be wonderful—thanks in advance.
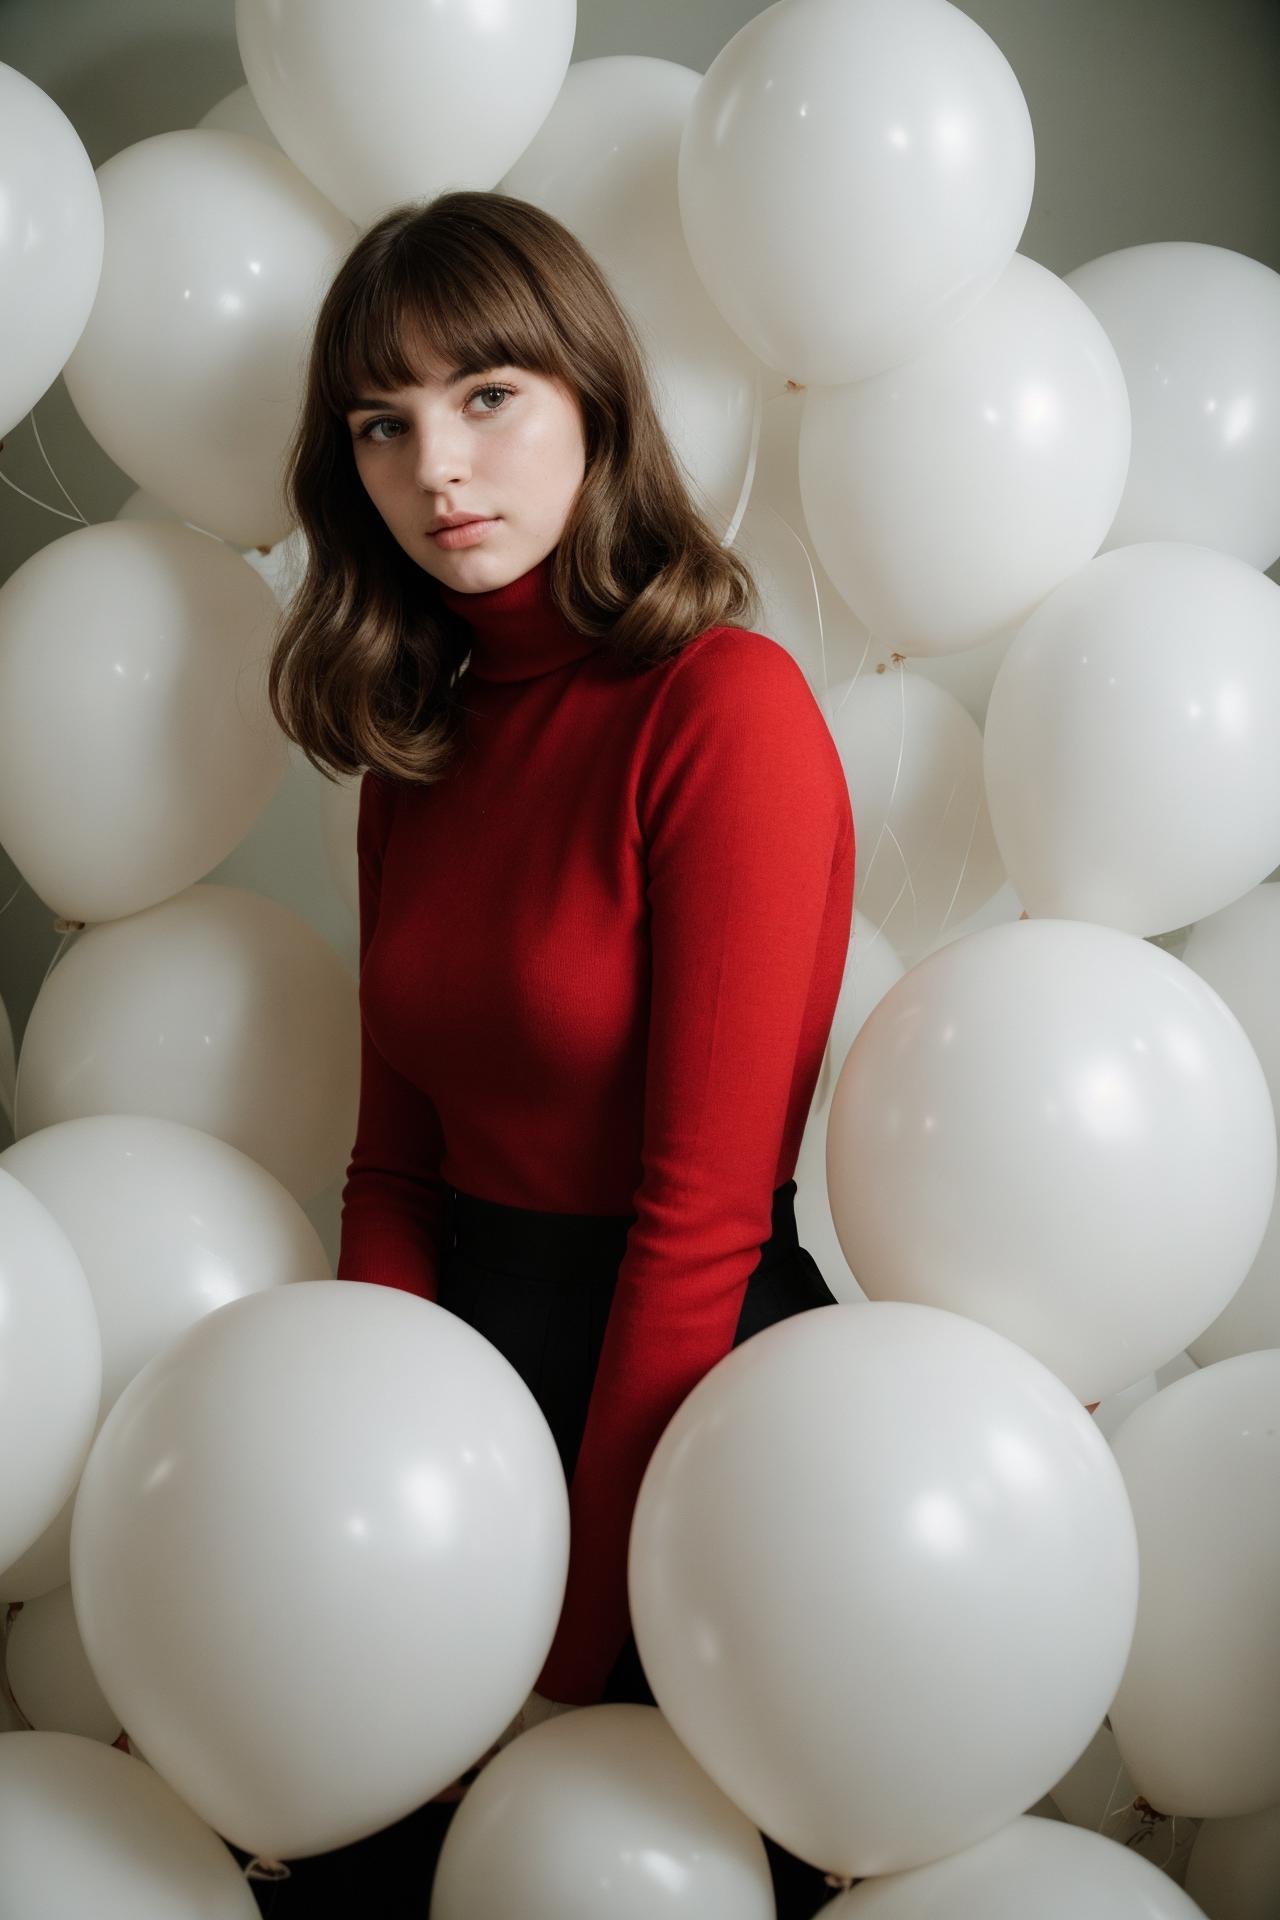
[357,383,513,444]
[470,383,514,414]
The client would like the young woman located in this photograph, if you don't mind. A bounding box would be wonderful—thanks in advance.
[255,189,855,1918]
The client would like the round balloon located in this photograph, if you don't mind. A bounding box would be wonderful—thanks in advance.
[825,1812,1204,1916]
[629,1300,1139,1878]
[236,0,575,228]
[13,883,359,1205]
[983,542,1280,935]
[0,521,287,924]
[826,918,1276,1402]
[0,64,103,438]
[0,1172,101,1573]
[62,129,353,548]
[1108,1352,1280,1819]
[1066,241,1280,572]
[677,0,1034,385]
[5,1585,121,1744]
[0,1113,327,1597]
[799,254,1131,655]
[70,1281,570,1860]
[432,1704,775,1919]
[0,1731,259,1918]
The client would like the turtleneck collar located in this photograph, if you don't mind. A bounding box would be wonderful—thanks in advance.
[438,549,602,684]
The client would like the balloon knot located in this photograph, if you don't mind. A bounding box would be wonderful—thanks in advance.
[243,1858,292,1883]
[824,1873,860,1889]
[52,916,85,934]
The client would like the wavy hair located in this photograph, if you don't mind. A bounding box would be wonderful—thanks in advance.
[267,189,761,787]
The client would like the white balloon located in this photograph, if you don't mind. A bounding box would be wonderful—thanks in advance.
[0,1172,101,1573]
[983,543,1280,935]
[236,0,575,228]
[14,884,360,1205]
[823,1813,1204,1917]
[0,521,287,924]
[800,254,1130,654]
[500,56,765,533]
[195,83,280,148]
[431,1704,775,1918]
[62,129,353,549]
[0,64,103,438]
[742,390,1019,726]
[1109,1352,1280,1819]
[1066,242,1280,572]
[1185,1801,1280,1920]
[0,1731,258,1918]
[5,1585,121,1744]
[819,671,1005,964]
[629,1301,1139,1878]
[677,0,1034,386]
[1181,885,1280,1364]
[0,1113,327,1597]
[827,919,1276,1403]
[71,1282,570,1859]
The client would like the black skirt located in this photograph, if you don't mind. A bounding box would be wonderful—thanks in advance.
[236,1180,840,1920]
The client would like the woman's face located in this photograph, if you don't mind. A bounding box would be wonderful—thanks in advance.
[346,351,588,593]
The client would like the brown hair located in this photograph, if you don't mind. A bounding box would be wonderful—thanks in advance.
[267,189,761,787]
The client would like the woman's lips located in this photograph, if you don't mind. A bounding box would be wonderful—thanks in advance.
[430,518,499,550]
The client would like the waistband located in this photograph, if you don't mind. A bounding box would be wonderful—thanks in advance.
[445,1178,800,1281]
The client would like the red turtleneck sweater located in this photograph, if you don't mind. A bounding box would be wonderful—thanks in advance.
[336,552,855,1704]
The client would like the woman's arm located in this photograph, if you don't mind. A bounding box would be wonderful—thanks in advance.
[336,771,450,1298]
[536,632,855,1704]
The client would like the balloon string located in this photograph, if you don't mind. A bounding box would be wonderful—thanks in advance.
[0,410,90,525]
[1095,1757,1129,1833]
[718,364,762,554]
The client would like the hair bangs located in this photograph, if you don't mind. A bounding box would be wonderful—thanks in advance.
[324,233,573,421]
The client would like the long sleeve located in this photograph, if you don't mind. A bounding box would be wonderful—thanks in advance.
[336,770,450,1300]
[535,633,855,1703]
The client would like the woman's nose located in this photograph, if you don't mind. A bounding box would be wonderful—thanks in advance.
[415,434,469,493]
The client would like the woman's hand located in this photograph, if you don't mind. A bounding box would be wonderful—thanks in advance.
[429,1691,575,1804]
